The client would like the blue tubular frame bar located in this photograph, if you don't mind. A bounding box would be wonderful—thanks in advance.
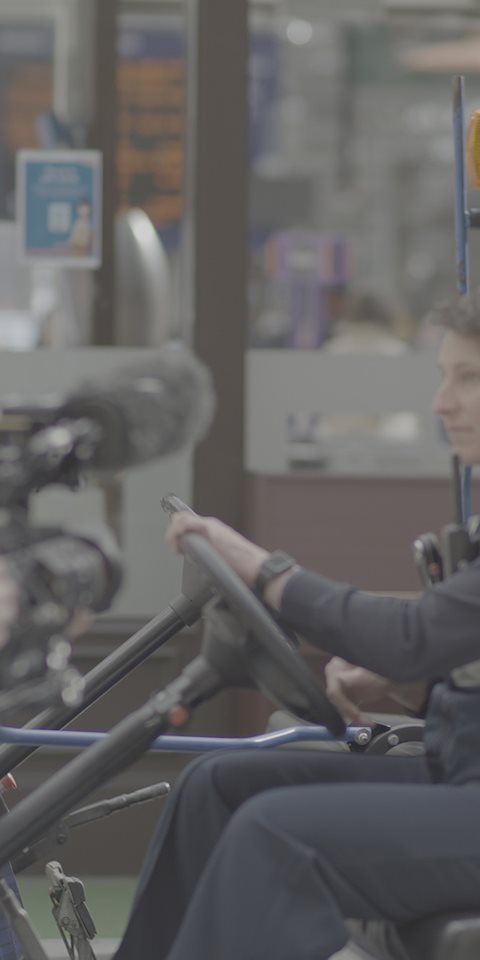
[453,75,473,519]
[0,725,370,751]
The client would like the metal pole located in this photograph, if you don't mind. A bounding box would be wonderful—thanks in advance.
[0,726,369,752]
[452,75,471,520]
[89,0,119,345]
[452,453,464,524]
[184,0,249,527]
[0,600,199,780]
[453,75,469,296]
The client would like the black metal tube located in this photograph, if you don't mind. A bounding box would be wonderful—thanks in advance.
[0,658,222,866]
[0,599,196,779]
[0,693,174,867]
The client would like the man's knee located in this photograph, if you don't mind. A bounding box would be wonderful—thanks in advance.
[226,788,293,846]
[222,791,278,855]
[174,750,228,799]
[172,751,257,815]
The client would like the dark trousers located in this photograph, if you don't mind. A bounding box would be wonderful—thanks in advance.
[114,750,480,960]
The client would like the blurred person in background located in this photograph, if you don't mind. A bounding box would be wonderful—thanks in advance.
[323,291,408,355]
[320,291,417,445]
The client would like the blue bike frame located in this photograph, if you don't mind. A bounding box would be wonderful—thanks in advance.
[0,724,370,752]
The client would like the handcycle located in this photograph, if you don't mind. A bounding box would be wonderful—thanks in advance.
[0,494,475,960]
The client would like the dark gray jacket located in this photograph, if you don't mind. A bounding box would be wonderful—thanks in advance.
[423,682,480,784]
[280,561,480,784]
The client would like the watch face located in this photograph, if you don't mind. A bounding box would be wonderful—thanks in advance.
[255,551,296,595]
[268,551,295,575]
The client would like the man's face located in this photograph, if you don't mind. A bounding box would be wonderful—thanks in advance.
[433,329,480,465]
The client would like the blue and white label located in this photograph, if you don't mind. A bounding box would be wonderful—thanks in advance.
[16,150,102,268]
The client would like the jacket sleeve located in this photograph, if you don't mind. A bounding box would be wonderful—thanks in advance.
[279,560,480,683]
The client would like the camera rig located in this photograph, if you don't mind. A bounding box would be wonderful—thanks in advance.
[0,397,122,718]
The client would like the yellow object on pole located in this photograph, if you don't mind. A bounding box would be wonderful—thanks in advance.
[466,109,480,188]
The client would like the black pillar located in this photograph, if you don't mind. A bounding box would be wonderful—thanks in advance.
[185,0,249,528]
[89,0,119,346]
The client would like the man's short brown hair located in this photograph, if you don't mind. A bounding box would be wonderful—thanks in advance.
[427,290,480,336]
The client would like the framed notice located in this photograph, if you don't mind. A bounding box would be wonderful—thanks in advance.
[16,149,102,268]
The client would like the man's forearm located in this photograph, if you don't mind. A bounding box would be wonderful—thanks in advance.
[264,568,298,610]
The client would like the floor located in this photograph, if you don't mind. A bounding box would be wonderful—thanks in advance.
[18,875,136,941]
[16,875,376,960]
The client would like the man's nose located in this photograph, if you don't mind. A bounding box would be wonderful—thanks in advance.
[432,381,458,415]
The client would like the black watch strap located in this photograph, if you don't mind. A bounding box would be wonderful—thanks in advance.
[254,550,297,599]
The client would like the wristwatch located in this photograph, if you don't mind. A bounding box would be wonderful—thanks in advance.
[253,550,297,599]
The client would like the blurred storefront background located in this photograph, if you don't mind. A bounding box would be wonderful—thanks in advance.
[1,1,479,348]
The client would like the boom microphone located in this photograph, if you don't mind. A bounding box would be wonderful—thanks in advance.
[31,345,216,472]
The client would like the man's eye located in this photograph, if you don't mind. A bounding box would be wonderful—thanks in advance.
[459,370,480,383]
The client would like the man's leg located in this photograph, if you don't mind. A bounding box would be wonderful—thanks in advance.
[115,749,429,960]
[165,781,480,960]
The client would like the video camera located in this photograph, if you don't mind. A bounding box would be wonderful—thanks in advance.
[0,347,215,717]
[0,397,122,717]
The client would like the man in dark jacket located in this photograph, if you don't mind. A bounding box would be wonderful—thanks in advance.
[115,291,480,960]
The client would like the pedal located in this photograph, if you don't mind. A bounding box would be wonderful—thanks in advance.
[46,861,97,960]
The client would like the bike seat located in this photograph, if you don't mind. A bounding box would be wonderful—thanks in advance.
[349,913,480,960]
[399,912,480,960]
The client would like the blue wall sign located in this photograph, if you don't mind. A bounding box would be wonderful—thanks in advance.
[17,150,102,268]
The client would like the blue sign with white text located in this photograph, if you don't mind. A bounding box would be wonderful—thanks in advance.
[17,150,102,268]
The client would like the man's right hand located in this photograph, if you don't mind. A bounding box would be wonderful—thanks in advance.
[324,657,429,724]
[324,657,393,725]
